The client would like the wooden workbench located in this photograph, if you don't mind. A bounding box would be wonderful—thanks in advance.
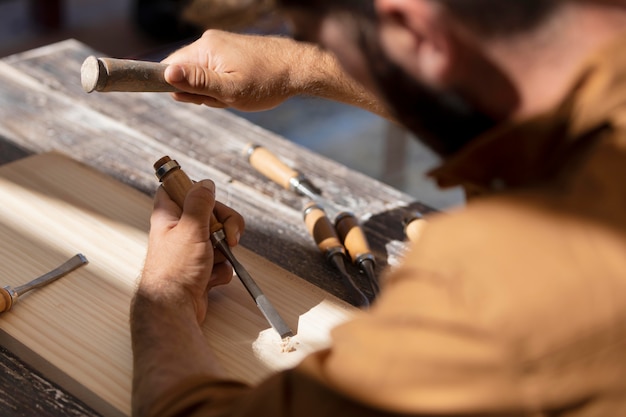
[0,39,431,416]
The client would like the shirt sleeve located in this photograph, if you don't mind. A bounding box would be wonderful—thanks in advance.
[145,364,410,417]
[145,245,521,416]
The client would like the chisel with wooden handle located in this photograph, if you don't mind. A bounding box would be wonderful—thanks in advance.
[244,143,324,210]
[81,56,178,93]
[303,203,369,308]
[153,156,294,340]
[335,212,379,296]
[0,254,88,314]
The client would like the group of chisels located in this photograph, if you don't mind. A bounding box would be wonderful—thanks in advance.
[244,143,377,307]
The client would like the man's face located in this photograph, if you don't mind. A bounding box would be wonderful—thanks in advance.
[290,10,497,156]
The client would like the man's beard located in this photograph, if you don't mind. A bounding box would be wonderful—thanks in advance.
[359,29,498,157]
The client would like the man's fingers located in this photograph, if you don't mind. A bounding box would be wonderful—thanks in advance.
[178,180,217,241]
[165,64,228,96]
[163,63,186,83]
[165,64,208,93]
[165,63,233,108]
[208,262,234,289]
[169,92,230,108]
[151,186,182,230]
[214,201,244,247]
[171,180,244,250]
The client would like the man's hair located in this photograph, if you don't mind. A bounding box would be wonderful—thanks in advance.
[276,0,559,37]
[437,0,559,36]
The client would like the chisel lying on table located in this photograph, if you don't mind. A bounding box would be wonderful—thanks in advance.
[303,203,370,308]
[403,212,428,243]
[244,144,324,209]
[153,156,294,340]
[0,254,88,313]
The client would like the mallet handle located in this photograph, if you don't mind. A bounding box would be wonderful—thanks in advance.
[81,56,177,93]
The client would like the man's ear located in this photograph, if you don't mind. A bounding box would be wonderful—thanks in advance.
[375,0,455,87]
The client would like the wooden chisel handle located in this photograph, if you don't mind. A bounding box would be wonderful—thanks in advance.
[304,203,369,307]
[0,287,16,313]
[404,214,428,243]
[335,212,379,297]
[303,203,345,257]
[81,56,177,93]
[153,156,223,234]
[334,212,375,266]
[244,144,299,190]
[0,254,87,314]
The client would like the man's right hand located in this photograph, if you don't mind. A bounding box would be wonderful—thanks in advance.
[162,30,307,111]
[162,29,389,118]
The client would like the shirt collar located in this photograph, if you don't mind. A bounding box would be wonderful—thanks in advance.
[428,32,626,194]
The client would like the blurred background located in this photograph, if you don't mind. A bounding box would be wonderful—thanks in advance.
[0,0,463,210]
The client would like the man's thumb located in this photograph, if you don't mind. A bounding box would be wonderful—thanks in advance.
[165,64,212,93]
[178,180,217,237]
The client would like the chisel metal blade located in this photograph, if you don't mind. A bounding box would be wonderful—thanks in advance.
[14,254,88,295]
[256,294,294,339]
[214,238,294,339]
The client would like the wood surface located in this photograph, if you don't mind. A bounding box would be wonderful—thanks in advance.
[0,345,100,417]
[0,152,356,417]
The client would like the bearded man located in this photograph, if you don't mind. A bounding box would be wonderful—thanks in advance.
[131,1,626,416]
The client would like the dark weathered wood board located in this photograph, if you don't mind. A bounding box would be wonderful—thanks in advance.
[0,39,432,299]
[0,345,101,417]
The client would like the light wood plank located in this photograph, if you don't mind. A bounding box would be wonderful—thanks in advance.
[0,153,356,417]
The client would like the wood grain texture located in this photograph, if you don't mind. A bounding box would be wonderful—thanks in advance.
[0,345,100,417]
[0,153,356,417]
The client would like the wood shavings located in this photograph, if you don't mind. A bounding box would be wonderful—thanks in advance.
[280,336,298,353]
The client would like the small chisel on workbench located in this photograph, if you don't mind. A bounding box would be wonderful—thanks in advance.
[303,203,370,308]
[245,143,380,297]
[0,254,88,314]
[153,156,294,340]
[403,212,428,243]
[244,143,326,210]
[81,56,178,93]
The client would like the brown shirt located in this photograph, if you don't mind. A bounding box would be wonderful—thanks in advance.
[147,34,626,417]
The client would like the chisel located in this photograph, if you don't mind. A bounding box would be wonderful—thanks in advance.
[0,254,88,314]
[335,212,379,296]
[243,143,326,211]
[153,156,294,340]
[303,203,369,308]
